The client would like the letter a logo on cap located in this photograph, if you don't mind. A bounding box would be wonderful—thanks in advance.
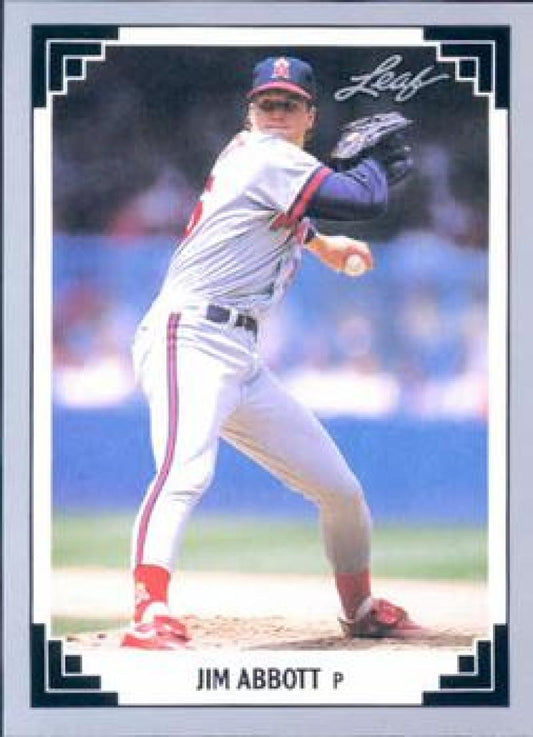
[272,57,290,79]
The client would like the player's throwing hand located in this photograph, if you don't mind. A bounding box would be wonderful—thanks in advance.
[306,233,373,275]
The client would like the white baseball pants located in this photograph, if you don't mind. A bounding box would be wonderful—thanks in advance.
[131,308,372,575]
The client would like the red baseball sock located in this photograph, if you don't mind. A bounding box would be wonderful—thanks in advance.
[335,569,371,621]
[134,564,171,623]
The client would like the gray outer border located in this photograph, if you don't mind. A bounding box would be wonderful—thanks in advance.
[3,2,532,736]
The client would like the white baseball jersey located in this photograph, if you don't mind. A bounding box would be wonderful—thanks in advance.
[144,130,331,320]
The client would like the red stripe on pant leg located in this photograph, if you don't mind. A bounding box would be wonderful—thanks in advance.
[135,312,180,566]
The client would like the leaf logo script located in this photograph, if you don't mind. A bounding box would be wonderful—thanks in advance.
[334,54,450,103]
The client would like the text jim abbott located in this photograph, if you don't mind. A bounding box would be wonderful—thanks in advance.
[196,667,344,690]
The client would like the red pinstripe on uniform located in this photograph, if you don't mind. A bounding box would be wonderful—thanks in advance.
[287,165,332,223]
[135,312,181,566]
[270,165,332,230]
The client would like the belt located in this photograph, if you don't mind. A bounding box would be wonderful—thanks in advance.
[206,304,258,336]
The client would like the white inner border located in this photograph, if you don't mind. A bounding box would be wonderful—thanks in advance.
[32,24,508,705]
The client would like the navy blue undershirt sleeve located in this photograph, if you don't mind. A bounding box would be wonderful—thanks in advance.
[306,157,388,221]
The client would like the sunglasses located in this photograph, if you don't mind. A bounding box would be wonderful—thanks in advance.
[253,98,307,114]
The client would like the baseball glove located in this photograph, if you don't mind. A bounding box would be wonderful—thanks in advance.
[330,112,414,185]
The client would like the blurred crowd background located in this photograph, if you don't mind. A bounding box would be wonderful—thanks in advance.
[52,45,489,421]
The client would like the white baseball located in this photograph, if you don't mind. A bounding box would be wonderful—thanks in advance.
[344,253,367,276]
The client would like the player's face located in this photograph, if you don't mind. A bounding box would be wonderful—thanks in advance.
[248,91,316,148]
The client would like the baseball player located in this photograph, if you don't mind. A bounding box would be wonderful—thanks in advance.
[121,56,421,649]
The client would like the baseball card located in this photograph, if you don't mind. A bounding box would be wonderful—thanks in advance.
[3,2,533,736]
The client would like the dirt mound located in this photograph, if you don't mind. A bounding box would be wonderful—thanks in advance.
[56,569,488,650]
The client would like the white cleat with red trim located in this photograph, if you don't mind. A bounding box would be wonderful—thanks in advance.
[121,614,192,650]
